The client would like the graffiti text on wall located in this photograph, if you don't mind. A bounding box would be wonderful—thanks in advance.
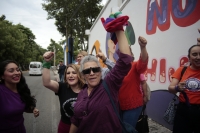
[146,0,200,35]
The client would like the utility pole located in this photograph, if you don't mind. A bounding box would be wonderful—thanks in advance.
[54,45,56,66]
[65,0,84,64]
[65,18,68,65]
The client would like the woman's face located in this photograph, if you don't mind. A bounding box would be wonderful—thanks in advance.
[82,61,101,88]
[189,46,200,69]
[77,54,84,65]
[1,63,21,85]
[65,67,79,86]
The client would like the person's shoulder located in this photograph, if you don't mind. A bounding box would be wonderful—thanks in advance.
[61,65,66,68]
[176,66,186,71]
[131,61,136,64]
[58,82,67,88]
[0,84,3,90]
[80,84,87,92]
[58,82,71,92]
[131,61,137,67]
[0,84,5,89]
[173,66,186,76]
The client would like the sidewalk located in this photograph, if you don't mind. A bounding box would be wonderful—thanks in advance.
[148,118,172,133]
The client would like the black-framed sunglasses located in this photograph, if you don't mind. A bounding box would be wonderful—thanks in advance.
[82,67,101,75]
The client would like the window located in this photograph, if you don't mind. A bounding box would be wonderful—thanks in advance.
[30,64,40,68]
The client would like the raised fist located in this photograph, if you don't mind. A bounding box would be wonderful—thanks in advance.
[138,36,147,47]
[33,108,39,117]
[96,49,106,62]
[43,51,54,62]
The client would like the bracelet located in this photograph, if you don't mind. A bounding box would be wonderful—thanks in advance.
[43,61,51,69]
[175,85,180,92]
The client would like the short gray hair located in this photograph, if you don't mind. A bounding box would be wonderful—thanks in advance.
[79,55,102,72]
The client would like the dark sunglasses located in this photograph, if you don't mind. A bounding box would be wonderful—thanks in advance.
[82,67,101,74]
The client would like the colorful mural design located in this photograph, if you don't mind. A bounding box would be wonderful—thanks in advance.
[91,40,107,68]
[146,0,200,35]
[90,0,198,84]
[90,21,136,65]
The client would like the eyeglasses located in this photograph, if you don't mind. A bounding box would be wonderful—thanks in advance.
[82,67,101,74]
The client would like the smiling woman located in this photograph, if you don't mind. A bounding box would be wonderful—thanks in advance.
[0,60,39,133]
[168,44,200,132]
[42,52,85,133]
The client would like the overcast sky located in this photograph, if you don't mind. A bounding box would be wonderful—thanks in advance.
[0,0,107,49]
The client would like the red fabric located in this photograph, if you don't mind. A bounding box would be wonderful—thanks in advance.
[57,120,70,133]
[172,66,200,104]
[119,56,148,110]
[101,16,129,32]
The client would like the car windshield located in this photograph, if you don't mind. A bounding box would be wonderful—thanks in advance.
[30,64,40,68]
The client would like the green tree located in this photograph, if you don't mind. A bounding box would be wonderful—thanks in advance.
[0,15,6,21]
[47,39,64,65]
[15,24,46,70]
[73,37,85,59]
[0,20,26,63]
[42,0,103,51]
[0,18,46,70]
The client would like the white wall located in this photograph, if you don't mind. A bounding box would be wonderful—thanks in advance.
[87,0,200,91]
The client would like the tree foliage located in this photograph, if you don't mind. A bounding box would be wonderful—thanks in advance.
[42,0,103,51]
[0,17,47,70]
[47,39,64,65]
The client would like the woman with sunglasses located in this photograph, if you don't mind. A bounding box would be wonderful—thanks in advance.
[76,50,114,80]
[69,13,145,133]
[41,59,85,133]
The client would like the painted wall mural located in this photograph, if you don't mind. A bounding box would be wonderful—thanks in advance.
[90,0,198,85]
[88,0,200,129]
[146,0,200,35]
[90,21,136,66]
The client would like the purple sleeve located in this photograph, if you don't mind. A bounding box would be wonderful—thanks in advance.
[105,51,132,91]
[70,115,80,127]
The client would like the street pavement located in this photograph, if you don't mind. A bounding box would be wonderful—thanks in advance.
[23,70,60,133]
[148,118,172,133]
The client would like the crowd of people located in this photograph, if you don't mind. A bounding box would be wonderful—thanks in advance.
[0,11,200,133]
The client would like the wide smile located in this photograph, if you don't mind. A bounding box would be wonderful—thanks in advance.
[13,76,20,81]
[194,60,200,65]
[68,79,75,82]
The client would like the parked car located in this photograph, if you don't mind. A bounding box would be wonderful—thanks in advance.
[29,61,42,76]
